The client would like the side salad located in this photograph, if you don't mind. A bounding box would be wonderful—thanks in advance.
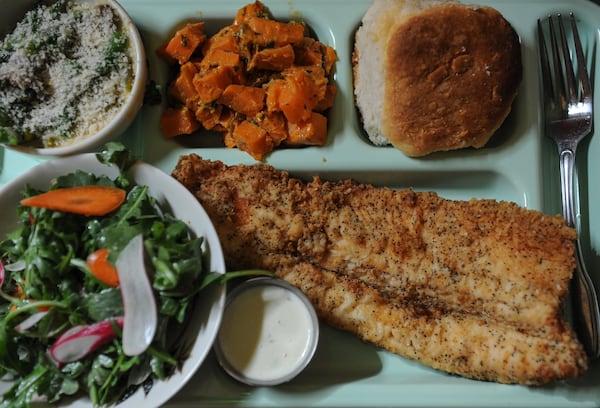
[0,144,265,407]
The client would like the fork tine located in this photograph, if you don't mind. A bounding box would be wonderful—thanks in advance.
[548,16,568,111]
[537,19,554,102]
[569,13,592,102]
[558,14,579,105]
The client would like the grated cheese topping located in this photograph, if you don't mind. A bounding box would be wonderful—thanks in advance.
[0,0,133,148]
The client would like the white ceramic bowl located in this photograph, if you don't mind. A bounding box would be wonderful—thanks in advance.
[0,154,226,407]
[0,0,147,156]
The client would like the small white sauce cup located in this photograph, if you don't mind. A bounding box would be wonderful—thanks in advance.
[214,277,319,386]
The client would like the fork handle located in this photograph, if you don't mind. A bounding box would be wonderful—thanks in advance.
[571,241,600,359]
[559,147,600,358]
[559,148,577,227]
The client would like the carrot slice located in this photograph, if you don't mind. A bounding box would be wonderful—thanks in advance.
[86,248,120,287]
[20,185,126,216]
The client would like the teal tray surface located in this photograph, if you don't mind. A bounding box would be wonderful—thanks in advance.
[1,0,599,406]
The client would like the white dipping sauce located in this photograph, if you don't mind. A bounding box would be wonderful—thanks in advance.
[218,282,316,383]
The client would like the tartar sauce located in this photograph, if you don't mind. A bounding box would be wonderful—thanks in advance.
[217,279,318,385]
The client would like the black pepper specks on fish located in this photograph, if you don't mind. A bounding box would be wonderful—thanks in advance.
[172,154,588,385]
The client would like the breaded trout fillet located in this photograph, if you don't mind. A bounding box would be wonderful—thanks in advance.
[172,154,588,385]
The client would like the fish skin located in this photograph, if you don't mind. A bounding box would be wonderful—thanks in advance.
[172,154,588,385]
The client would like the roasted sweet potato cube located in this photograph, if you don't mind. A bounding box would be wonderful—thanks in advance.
[246,17,305,47]
[202,26,240,54]
[193,66,234,104]
[294,37,338,75]
[195,104,223,130]
[200,49,245,83]
[163,22,207,64]
[267,67,327,123]
[169,62,199,106]
[255,111,288,146]
[201,49,241,68]
[215,107,236,132]
[234,1,270,25]
[160,106,201,138]
[283,66,327,108]
[232,120,274,160]
[294,38,321,66]
[218,84,266,117]
[314,84,337,112]
[248,44,295,71]
[286,111,328,146]
[282,83,308,122]
[265,79,285,113]
[322,44,338,75]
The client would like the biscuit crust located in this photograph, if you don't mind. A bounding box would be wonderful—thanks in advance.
[382,4,522,156]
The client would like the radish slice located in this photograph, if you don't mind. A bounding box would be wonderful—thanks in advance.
[116,234,157,356]
[48,318,124,366]
[4,260,26,272]
[15,311,48,332]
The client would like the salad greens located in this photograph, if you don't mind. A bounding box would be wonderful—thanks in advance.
[0,143,268,407]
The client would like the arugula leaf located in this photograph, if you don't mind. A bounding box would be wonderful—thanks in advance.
[53,169,116,189]
[82,288,124,322]
[96,141,137,174]
[0,143,270,406]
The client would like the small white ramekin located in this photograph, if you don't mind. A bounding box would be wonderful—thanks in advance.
[214,277,320,386]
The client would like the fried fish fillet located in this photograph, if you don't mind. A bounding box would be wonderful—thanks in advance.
[172,154,588,385]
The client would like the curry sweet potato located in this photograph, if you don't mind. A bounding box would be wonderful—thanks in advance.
[159,0,337,159]
[314,84,337,112]
[294,37,338,75]
[270,78,310,123]
[234,1,270,25]
[231,120,274,160]
[169,62,199,106]
[283,66,328,111]
[160,106,200,138]
[255,111,288,146]
[192,66,234,104]
[199,49,245,83]
[163,22,207,64]
[266,67,327,123]
[202,26,240,54]
[248,44,295,71]
[246,17,306,47]
[218,84,266,117]
[195,104,223,130]
[286,111,328,146]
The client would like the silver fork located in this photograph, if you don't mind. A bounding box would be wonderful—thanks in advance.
[538,13,600,359]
